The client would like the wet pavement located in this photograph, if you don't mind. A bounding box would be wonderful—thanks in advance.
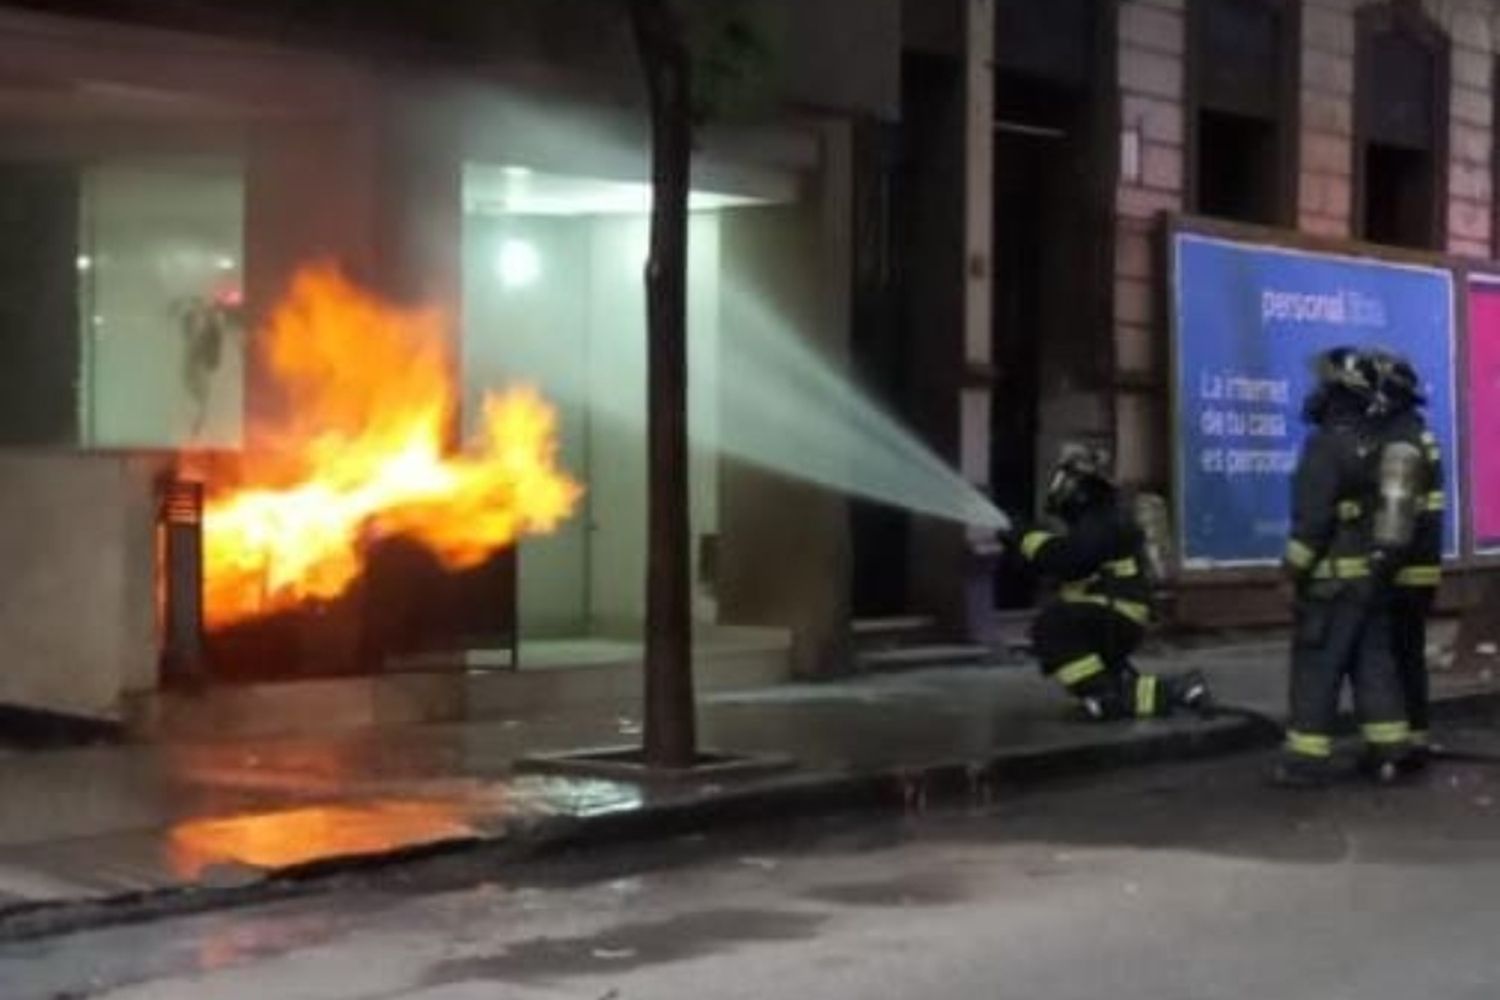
[8,730,1500,998]
[0,637,1489,932]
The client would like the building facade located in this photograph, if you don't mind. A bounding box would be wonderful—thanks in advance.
[1,0,1497,729]
[874,0,1500,638]
[0,0,901,724]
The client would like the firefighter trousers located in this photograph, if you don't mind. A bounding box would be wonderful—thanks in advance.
[1031,601,1164,719]
[1285,582,1409,761]
[1391,587,1435,742]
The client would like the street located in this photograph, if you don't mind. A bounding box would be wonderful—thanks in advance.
[9,731,1500,1000]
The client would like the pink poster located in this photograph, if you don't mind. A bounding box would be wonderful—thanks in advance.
[1470,277,1500,551]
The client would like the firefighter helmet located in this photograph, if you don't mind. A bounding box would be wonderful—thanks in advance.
[1314,346,1379,399]
[1303,346,1379,425]
[1369,349,1428,409]
[1045,442,1113,520]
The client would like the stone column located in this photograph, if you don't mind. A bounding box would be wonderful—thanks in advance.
[960,0,997,634]
[1299,0,1357,238]
[1113,0,1186,489]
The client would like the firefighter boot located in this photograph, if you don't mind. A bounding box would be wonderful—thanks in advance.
[1164,669,1215,718]
[1358,745,1416,786]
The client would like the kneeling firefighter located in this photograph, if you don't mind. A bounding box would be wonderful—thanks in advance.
[1019,444,1211,720]
[1276,347,1410,786]
[1368,350,1444,761]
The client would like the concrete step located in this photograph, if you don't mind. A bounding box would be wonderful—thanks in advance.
[850,615,939,653]
[856,644,995,673]
[126,628,793,743]
[989,609,1037,657]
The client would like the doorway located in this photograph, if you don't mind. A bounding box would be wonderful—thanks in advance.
[990,75,1095,610]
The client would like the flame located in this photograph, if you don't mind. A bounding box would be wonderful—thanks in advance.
[199,264,581,628]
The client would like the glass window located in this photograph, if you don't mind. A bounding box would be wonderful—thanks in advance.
[461,163,789,642]
[1355,9,1447,249]
[79,159,245,448]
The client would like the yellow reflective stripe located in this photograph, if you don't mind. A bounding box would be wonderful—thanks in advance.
[1312,557,1370,580]
[1425,446,1441,462]
[1424,491,1446,512]
[1056,654,1106,687]
[1021,531,1055,561]
[1106,557,1140,578]
[1057,576,1095,601]
[1135,675,1159,718]
[1396,565,1441,587]
[1410,730,1429,747]
[1337,500,1363,522]
[1059,593,1152,625]
[1362,721,1411,745]
[1285,730,1332,758]
[1339,558,1370,578]
[1286,540,1316,570]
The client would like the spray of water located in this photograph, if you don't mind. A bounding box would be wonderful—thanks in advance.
[465,211,1008,533]
[711,281,1008,531]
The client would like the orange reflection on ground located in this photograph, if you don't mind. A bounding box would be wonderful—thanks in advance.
[166,800,478,879]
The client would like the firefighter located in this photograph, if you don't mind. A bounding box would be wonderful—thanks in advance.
[1368,350,1443,764]
[1019,444,1211,721]
[1276,347,1411,787]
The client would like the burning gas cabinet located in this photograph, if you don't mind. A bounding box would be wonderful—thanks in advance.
[156,472,520,684]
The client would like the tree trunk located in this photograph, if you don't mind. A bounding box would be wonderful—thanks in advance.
[628,0,697,768]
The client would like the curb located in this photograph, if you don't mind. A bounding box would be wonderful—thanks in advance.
[0,709,1281,944]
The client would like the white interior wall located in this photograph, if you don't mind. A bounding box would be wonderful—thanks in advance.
[462,214,593,637]
[461,186,721,640]
[582,212,721,634]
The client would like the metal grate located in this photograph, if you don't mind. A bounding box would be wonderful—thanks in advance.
[157,476,205,688]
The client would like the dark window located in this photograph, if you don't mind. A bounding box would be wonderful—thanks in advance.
[1190,0,1294,225]
[1363,144,1437,247]
[1355,6,1448,249]
[1197,110,1281,223]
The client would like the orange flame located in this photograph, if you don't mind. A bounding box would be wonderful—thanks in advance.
[199,265,581,628]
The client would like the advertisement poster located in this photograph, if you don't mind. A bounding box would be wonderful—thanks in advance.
[1469,276,1500,553]
[1173,232,1459,568]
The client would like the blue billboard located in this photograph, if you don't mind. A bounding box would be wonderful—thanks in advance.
[1172,232,1459,567]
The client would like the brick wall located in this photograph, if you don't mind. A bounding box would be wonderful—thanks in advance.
[1109,0,1500,488]
[1294,0,1496,253]
[1425,0,1496,258]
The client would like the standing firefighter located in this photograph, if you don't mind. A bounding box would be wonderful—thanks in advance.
[1369,350,1444,763]
[1020,444,1211,721]
[1277,348,1410,786]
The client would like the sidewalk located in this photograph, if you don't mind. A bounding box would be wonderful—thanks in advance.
[0,636,1490,938]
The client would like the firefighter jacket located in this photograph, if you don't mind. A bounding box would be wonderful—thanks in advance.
[1374,408,1444,589]
[1020,501,1152,626]
[1284,415,1377,586]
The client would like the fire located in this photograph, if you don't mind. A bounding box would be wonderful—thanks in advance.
[199,265,581,628]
